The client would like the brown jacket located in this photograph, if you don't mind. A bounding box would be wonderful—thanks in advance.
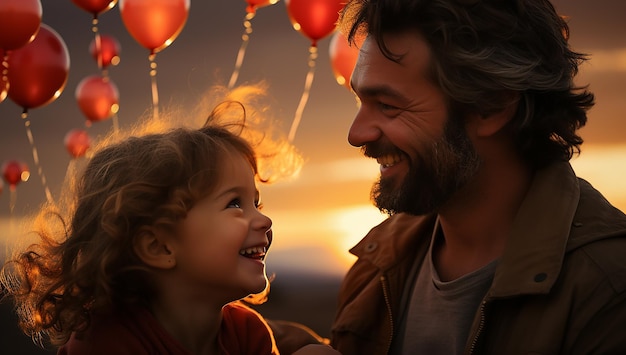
[330,162,626,354]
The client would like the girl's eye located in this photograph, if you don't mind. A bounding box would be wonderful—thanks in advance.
[255,201,264,210]
[227,198,242,209]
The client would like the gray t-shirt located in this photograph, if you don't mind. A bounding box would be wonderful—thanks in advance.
[398,233,497,354]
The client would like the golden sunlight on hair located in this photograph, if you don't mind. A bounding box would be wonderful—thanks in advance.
[71,82,302,186]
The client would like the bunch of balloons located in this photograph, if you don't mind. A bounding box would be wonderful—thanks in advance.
[1,0,69,204]
[282,0,346,142]
[69,0,121,159]
[118,0,190,119]
[329,31,363,90]
[1,0,69,112]
[1,160,29,192]
[1,159,29,213]
[64,129,92,159]
[228,0,280,89]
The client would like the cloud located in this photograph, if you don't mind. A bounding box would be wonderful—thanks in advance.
[278,157,379,187]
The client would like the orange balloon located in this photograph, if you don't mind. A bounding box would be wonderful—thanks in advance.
[71,0,118,16]
[0,0,42,51]
[7,24,70,110]
[329,31,362,89]
[245,0,278,14]
[75,75,119,123]
[119,0,190,54]
[64,128,91,158]
[284,0,344,47]
[89,34,121,68]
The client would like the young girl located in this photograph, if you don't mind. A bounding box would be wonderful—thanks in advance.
[1,102,339,355]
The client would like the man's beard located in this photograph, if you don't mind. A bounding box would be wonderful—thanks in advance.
[371,116,481,216]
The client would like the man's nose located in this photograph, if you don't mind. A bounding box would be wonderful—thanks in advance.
[348,108,381,147]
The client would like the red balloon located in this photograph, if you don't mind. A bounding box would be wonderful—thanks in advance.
[7,24,70,110]
[64,128,91,158]
[0,0,42,51]
[284,0,344,47]
[71,0,118,16]
[245,0,277,14]
[89,34,121,68]
[0,178,3,196]
[329,31,362,89]
[119,0,190,54]
[2,160,29,189]
[75,75,119,123]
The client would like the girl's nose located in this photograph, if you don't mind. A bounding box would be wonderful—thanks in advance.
[254,210,272,233]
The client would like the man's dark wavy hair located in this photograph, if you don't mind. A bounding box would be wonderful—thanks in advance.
[340,0,594,168]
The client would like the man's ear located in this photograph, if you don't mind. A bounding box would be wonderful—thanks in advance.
[473,94,519,138]
[133,227,176,269]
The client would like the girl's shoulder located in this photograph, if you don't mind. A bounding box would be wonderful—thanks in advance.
[220,301,279,355]
[58,306,188,355]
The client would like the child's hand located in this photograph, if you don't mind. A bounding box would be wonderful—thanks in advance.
[292,344,342,355]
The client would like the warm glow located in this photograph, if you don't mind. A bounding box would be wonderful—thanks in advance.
[570,144,626,210]
[21,171,30,182]
[262,144,626,276]
[583,48,626,72]
[268,204,387,274]
[328,205,388,265]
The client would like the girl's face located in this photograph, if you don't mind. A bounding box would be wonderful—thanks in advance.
[171,153,272,304]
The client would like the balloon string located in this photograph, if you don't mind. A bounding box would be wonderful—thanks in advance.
[22,111,54,205]
[288,46,318,142]
[149,53,160,120]
[61,158,79,203]
[228,12,255,89]
[9,188,16,221]
[1,53,9,102]
[111,113,120,133]
[92,17,103,70]
[6,188,16,258]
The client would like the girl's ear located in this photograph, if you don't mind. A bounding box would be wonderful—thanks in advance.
[133,227,176,270]
[473,94,519,138]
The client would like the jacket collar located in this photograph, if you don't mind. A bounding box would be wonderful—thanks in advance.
[491,161,626,297]
[349,213,436,271]
[350,162,626,298]
[489,162,580,297]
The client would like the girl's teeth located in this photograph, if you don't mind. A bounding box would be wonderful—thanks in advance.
[239,247,267,256]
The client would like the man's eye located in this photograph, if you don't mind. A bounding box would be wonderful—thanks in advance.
[227,199,242,209]
[380,102,399,112]
[380,103,403,117]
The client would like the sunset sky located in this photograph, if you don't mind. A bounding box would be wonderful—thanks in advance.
[1,0,625,277]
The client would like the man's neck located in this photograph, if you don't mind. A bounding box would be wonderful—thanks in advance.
[434,158,533,281]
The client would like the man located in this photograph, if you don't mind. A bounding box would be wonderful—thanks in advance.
[326,0,626,354]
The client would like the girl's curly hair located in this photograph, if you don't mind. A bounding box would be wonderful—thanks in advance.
[1,94,298,347]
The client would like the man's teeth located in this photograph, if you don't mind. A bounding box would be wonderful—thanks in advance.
[239,246,267,257]
[376,154,402,167]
